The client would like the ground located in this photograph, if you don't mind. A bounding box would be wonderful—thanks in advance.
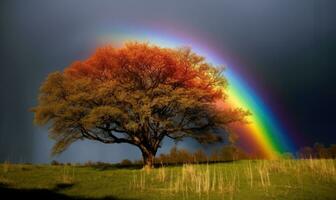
[0,159,335,200]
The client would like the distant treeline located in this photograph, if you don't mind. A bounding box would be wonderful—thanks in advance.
[50,143,336,167]
[152,143,336,165]
[297,143,336,159]
[153,145,248,165]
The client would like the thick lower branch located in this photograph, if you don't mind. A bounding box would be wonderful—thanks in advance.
[80,128,134,145]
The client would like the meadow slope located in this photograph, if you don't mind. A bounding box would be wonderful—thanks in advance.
[0,159,335,200]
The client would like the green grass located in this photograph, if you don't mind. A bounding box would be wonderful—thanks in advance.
[0,159,335,200]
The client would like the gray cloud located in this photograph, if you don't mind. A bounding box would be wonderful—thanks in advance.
[1,0,335,163]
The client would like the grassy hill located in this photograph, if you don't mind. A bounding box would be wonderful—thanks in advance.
[0,159,335,200]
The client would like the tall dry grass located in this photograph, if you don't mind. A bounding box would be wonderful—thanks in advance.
[130,158,336,198]
[59,165,75,185]
[3,161,10,173]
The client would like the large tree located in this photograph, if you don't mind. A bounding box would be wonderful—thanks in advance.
[32,42,249,167]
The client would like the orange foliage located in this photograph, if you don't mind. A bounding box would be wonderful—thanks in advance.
[65,42,225,100]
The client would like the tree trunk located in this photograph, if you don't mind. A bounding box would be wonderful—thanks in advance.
[140,147,156,168]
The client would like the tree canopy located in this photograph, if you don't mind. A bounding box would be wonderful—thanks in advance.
[32,42,249,167]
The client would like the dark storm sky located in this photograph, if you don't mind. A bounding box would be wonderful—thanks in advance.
[0,0,335,163]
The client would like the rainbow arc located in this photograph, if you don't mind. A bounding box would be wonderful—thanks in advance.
[96,25,296,158]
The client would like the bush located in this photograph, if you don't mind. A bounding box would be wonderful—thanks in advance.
[120,159,133,166]
[84,160,94,167]
[51,160,62,166]
[193,149,207,163]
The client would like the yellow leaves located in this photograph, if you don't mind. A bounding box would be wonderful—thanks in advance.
[38,72,66,102]
[51,133,81,155]
[83,106,126,128]
[124,121,139,132]
[32,105,53,125]
[39,72,63,93]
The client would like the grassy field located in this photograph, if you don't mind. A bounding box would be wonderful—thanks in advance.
[0,159,335,200]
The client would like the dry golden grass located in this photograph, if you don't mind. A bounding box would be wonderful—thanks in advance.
[3,161,10,173]
[0,159,335,200]
[130,158,336,199]
[59,165,75,185]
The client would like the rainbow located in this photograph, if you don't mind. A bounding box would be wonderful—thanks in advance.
[95,24,296,158]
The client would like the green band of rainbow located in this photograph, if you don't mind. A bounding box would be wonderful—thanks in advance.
[225,69,292,158]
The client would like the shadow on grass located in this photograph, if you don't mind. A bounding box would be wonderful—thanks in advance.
[0,184,138,200]
[92,164,144,171]
[90,160,237,171]
[54,183,75,191]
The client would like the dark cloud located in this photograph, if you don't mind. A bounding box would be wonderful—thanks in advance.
[0,0,335,163]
